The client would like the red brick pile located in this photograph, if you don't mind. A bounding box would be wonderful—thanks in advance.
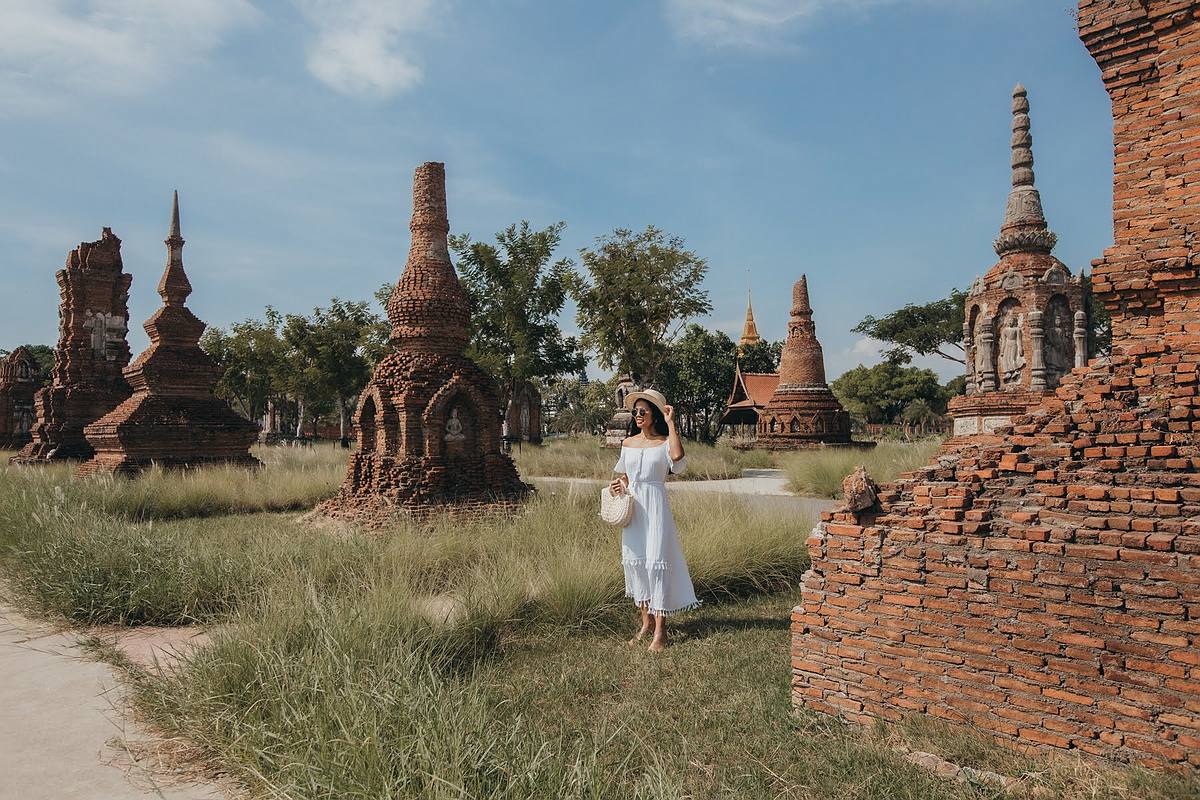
[758,275,865,450]
[78,193,259,476]
[318,162,530,525]
[791,0,1200,768]
[0,347,39,450]
[13,229,132,463]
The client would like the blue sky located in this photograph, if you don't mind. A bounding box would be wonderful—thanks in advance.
[0,0,1112,382]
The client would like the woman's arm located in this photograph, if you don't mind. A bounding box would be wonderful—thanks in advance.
[609,472,629,495]
[664,405,684,462]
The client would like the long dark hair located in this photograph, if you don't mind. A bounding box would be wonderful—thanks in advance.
[627,399,669,437]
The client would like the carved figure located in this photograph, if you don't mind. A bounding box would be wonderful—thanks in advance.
[1044,301,1073,385]
[444,406,466,441]
[998,312,1025,386]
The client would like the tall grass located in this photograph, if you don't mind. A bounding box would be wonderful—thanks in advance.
[779,439,943,498]
[0,443,346,522]
[512,436,772,480]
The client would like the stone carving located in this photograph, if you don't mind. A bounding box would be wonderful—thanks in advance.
[78,192,260,476]
[997,309,1025,387]
[1040,264,1069,285]
[13,228,132,463]
[968,275,985,296]
[1043,298,1073,386]
[603,374,637,448]
[757,275,871,451]
[1073,309,1088,368]
[316,162,530,524]
[1000,271,1024,290]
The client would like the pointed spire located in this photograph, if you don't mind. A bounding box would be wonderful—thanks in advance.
[158,189,192,307]
[777,274,826,388]
[739,286,762,348]
[994,84,1057,256]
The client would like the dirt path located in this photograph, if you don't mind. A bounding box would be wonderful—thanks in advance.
[0,604,224,800]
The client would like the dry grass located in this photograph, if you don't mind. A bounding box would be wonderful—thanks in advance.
[778,439,944,498]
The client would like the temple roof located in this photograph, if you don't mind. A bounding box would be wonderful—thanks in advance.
[739,290,762,347]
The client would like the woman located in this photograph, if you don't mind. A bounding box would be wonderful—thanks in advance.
[609,388,699,651]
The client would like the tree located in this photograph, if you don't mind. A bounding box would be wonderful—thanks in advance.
[853,290,967,365]
[200,310,286,422]
[544,375,612,436]
[656,324,737,442]
[572,226,711,387]
[282,299,379,445]
[738,339,782,373]
[831,363,950,424]
[449,221,586,424]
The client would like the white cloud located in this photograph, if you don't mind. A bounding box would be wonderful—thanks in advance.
[0,0,259,113]
[663,0,963,48]
[296,0,434,98]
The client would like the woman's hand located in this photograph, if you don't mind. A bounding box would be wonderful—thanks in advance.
[664,404,675,428]
[609,477,626,495]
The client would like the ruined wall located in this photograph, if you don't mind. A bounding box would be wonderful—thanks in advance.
[790,0,1200,768]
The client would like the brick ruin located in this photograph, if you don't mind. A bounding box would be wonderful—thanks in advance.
[13,229,132,463]
[0,347,40,450]
[949,85,1089,442]
[317,162,530,523]
[791,0,1200,768]
[77,193,259,476]
[506,380,543,444]
[758,276,870,450]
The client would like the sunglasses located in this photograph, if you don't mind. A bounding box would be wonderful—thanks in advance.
[632,408,653,417]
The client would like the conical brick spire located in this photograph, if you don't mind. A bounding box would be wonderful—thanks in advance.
[159,190,192,307]
[387,162,471,354]
[994,84,1057,256]
[777,274,826,388]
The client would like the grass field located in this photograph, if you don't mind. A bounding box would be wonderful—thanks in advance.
[1,448,1195,799]
[778,439,943,498]
[511,436,771,481]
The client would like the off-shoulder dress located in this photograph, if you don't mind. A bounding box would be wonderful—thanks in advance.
[612,440,700,616]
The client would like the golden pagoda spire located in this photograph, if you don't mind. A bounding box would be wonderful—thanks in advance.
[739,273,762,353]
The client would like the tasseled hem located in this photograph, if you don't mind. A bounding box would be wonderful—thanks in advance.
[626,594,703,617]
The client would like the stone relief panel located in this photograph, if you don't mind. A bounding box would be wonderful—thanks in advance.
[1043,295,1074,388]
[996,302,1025,389]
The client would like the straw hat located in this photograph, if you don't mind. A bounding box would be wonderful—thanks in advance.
[623,387,669,416]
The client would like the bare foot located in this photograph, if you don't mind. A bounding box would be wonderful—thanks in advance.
[647,637,666,653]
[628,624,653,646]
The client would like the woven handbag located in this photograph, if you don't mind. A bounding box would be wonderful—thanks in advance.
[599,485,634,527]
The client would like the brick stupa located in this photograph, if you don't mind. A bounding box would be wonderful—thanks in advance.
[949,85,1088,441]
[791,0,1200,769]
[13,229,132,463]
[78,193,259,476]
[757,276,866,450]
[0,347,40,450]
[317,162,530,524]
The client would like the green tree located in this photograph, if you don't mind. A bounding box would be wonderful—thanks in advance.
[200,310,286,422]
[656,324,737,442]
[739,339,782,373]
[545,375,612,436]
[572,226,711,387]
[449,221,586,423]
[831,363,950,424]
[853,290,967,365]
[282,299,379,445]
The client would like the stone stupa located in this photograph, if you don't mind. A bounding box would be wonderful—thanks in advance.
[78,192,260,476]
[317,162,530,524]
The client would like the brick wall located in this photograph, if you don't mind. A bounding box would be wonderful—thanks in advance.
[790,0,1200,768]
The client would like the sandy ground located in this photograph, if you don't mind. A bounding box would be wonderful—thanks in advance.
[0,604,225,800]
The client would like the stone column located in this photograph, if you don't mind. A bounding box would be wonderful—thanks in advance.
[963,319,976,395]
[1029,309,1046,391]
[1073,310,1088,368]
[977,319,998,392]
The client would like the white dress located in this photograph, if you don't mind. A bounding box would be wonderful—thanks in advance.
[613,440,700,616]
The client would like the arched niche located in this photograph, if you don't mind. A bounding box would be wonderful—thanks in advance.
[358,393,378,452]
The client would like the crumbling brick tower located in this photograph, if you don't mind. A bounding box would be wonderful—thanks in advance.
[13,229,132,463]
[790,0,1200,768]
[0,347,40,450]
[949,85,1089,441]
[757,275,864,450]
[318,162,530,523]
[78,193,259,476]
